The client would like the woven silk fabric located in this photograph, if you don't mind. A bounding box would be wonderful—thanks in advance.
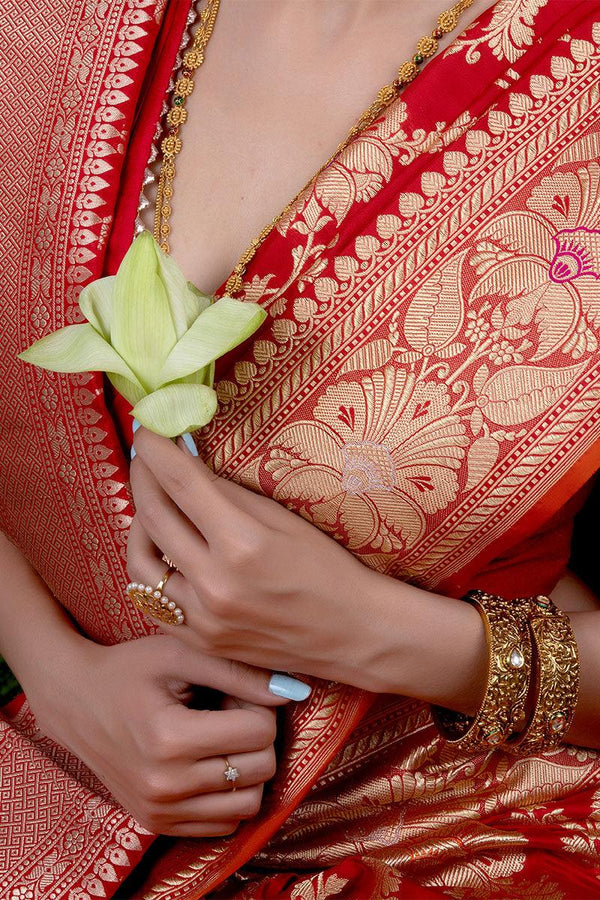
[1,1,600,897]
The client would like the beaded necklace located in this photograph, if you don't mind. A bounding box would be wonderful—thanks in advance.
[153,0,474,295]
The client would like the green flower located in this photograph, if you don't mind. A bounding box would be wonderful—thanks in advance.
[19,232,266,437]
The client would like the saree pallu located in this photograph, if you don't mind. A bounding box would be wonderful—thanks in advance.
[2,1,600,897]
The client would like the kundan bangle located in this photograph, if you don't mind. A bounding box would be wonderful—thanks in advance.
[504,595,580,755]
[431,590,533,751]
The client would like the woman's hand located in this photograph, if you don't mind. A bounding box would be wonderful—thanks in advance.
[28,632,287,837]
[128,427,380,687]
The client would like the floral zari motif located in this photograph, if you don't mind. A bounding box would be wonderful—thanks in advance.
[266,368,469,559]
[446,0,549,64]
[477,164,600,360]
[116,5,600,897]
[3,1,600,899]
[238,152,600,584]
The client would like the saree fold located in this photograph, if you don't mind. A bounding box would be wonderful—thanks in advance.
[1,0,600,897]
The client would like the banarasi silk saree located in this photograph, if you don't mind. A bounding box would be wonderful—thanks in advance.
[3,0,600,897]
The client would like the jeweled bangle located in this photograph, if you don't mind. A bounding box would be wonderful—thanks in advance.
[431,590,533,752]
[504,595,580,755]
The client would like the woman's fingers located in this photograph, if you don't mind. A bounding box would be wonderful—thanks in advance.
[134,747,276,803]
[134,770,267,836]
[126,514,170,577]
[161,784,265,823]
[130,728,274,834]
[163,644,292,708]
[200,746,276,791]
[176,435,281,521]
[165,704,277,757]
[166,821,240,838]
[126,515,191,590]
[126,516,199,622]
[129,456,209,565]
[40,630,281,840]
[184,747,277,797]
[133,426,255,544]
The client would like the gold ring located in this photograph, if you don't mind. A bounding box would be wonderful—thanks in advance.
[223,758,239,791]
[126,565,185,625]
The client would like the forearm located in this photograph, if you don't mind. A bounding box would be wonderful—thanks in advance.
[354,566,600,751]
[0,531,88,697]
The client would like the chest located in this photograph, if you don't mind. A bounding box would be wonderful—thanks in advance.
[139,0,492,295]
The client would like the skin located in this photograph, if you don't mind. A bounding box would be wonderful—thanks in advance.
[129,430,600,752]
[5,1,597,842]
[140,0,494,292]
[0,531,289,837]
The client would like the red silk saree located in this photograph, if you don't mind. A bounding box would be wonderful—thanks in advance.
[2,1,600,897]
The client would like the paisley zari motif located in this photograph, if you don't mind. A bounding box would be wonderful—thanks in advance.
[2,1,600,898]
[446,0,549,64]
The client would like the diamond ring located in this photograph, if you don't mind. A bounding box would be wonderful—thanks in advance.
[223,758,239,791]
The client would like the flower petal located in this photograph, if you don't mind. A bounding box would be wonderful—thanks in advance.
[179,282,212,334]
[131,383,218,437]
[186,281,212,316]
[111,231,177,390]
[19,323,143,385]
[158,297,266,385]
[78,276,116,339]
[178,361,214,387]
[107,372,147,406]
[154,242,212,337]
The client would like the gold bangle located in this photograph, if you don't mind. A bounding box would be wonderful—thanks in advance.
[431,591,533,752]
[504,595,580,755]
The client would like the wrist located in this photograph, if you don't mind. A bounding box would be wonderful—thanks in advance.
[349,570,489,713]
[349,567,416,694]
[22,630,104,746]
[0,532,97,699]
[13,617,98,712]
[331,565,413,693]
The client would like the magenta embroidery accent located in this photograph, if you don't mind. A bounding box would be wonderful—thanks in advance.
[549,227,600,283]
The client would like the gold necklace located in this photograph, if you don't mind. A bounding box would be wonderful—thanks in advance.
[154,0,474,295]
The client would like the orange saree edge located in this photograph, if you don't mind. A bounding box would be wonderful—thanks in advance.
[440,429,600,599]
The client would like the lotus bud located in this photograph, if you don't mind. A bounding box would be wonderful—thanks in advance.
[19,231,266,437]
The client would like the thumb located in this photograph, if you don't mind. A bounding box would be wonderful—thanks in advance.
[166,643,312,707]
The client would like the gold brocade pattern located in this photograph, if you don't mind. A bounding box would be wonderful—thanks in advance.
[198,29,600,592]
[2,0,158,645]
[267,366,469,556]
[153,15,600,899]
[251,696,600,896]
[274,99,474,245]
[0,1,160,896]
[446,0,549,64]
[3,2,600,898]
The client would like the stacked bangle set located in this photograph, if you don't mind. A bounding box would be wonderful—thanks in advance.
[432,591,580,755]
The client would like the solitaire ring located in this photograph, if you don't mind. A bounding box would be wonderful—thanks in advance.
[223,758,239,791]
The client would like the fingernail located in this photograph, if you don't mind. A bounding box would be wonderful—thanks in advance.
[180,432,199,456]
[130,418,141,460]
[268,673,312,701]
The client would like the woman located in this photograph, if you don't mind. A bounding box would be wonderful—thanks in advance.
[2,0,600,897]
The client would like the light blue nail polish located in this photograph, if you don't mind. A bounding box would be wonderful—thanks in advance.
[269,673,312,702]
[181,432,199,457]
[130,417,141,460]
